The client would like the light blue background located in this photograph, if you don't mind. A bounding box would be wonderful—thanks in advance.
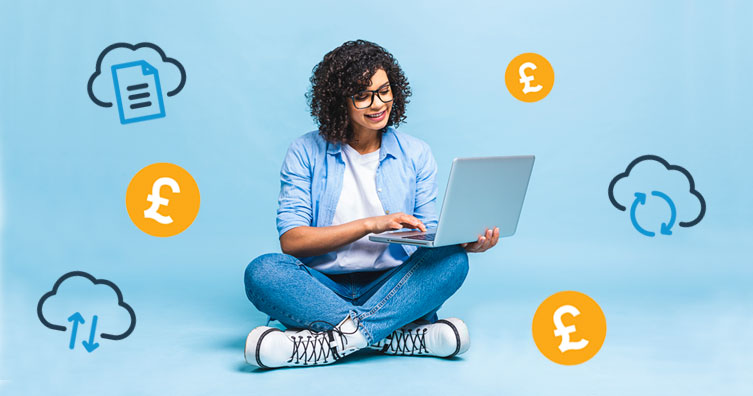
[1,1,751,394]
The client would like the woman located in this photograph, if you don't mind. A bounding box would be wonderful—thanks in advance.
[244,40,499,369]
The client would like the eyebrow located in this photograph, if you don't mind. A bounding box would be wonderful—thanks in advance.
[369,81,390,90]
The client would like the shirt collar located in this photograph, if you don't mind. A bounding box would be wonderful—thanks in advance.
[326,127,399,161]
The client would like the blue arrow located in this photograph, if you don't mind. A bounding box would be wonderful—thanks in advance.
[652,190,676,235]
[82,315,100,353]
[67,312,85,350]
[630,192,655,237]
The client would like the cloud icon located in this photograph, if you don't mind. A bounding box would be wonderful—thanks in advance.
[87,42,186,108]
[37,271,136,340]
[608,154,706,228]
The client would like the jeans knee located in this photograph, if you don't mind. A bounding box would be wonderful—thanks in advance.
[439,245,469,290]
[244,253,291,301]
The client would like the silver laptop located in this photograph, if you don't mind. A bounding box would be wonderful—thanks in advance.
[369,155,535,247]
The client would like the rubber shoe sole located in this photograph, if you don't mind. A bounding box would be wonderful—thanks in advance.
[244,326,281,368]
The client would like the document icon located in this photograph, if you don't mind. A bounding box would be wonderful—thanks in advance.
[111,60,166,124]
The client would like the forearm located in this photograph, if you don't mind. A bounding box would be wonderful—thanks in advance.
[280,218,374,258]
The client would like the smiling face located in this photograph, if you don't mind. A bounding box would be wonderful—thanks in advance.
[346,68,393,136]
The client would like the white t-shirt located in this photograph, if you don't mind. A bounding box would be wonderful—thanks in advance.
[311,143,403,274]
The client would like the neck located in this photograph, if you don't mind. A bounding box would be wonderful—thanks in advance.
[348,125,382,154]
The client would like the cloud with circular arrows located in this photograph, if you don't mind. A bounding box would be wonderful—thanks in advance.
[37,271,136,341]
[87,42,186,107]
[608,154,706,230]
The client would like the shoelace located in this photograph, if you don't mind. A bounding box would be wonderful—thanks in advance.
[287,319,359,365]
[382,327,428,355]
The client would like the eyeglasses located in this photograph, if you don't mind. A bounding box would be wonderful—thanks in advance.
[350,85,394,109]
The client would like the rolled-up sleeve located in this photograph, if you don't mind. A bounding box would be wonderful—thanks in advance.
[413,141,439,230]
[276,138,313,238]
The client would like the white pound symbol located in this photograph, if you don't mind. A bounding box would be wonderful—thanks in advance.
[144,177,180,224]
[519,62,543,94]
[553,305,589,353]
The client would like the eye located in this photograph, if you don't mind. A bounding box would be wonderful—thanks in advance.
[354,93,370,101]
[379,87,391,95]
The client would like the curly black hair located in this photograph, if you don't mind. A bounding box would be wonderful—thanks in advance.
[306,40,411,143]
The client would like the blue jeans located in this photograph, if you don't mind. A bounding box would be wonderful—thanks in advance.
[244,245,469,344]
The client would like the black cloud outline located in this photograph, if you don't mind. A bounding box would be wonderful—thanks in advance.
[608,154,706,228]
[36,271,136,340]
[87,42,186,107]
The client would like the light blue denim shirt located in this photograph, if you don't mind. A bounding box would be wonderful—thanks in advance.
[276,126,438,269]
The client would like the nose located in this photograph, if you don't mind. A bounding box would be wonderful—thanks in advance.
[371,94,386,109]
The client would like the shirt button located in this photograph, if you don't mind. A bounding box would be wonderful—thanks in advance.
[377,188,382,192]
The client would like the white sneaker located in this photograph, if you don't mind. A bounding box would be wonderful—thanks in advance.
[369,318,470,358]
[244,317,367,368]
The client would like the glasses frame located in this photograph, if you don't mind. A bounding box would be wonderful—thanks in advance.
[349,85,394,109]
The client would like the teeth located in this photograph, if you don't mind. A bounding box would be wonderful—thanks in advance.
[367,111,385,118]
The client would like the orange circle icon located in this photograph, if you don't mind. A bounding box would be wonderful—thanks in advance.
[505,53,554,102]
[532,291,606,365]
[125,163,200,237]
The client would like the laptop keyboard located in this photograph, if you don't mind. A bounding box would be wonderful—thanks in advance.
[404,233,436,241]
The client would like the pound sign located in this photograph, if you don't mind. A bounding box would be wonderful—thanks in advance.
[519,62,543,94]
[553,305,589,353]
[143,177,180,224]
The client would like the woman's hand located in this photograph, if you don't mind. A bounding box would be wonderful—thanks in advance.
[461,227,499,253]
[365,212,426,234]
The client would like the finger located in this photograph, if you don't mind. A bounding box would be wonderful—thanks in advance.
[398,220,423,231]
[476,237,490,252]
[409,215,426,231]
[400,215,425,231]
[408,220,426,232]
[476,229,493,251]
[471,235,486,252]
[490,227,500,247]
[389,221,403,230]
[483,228,494,250]
[470,231,487,251]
